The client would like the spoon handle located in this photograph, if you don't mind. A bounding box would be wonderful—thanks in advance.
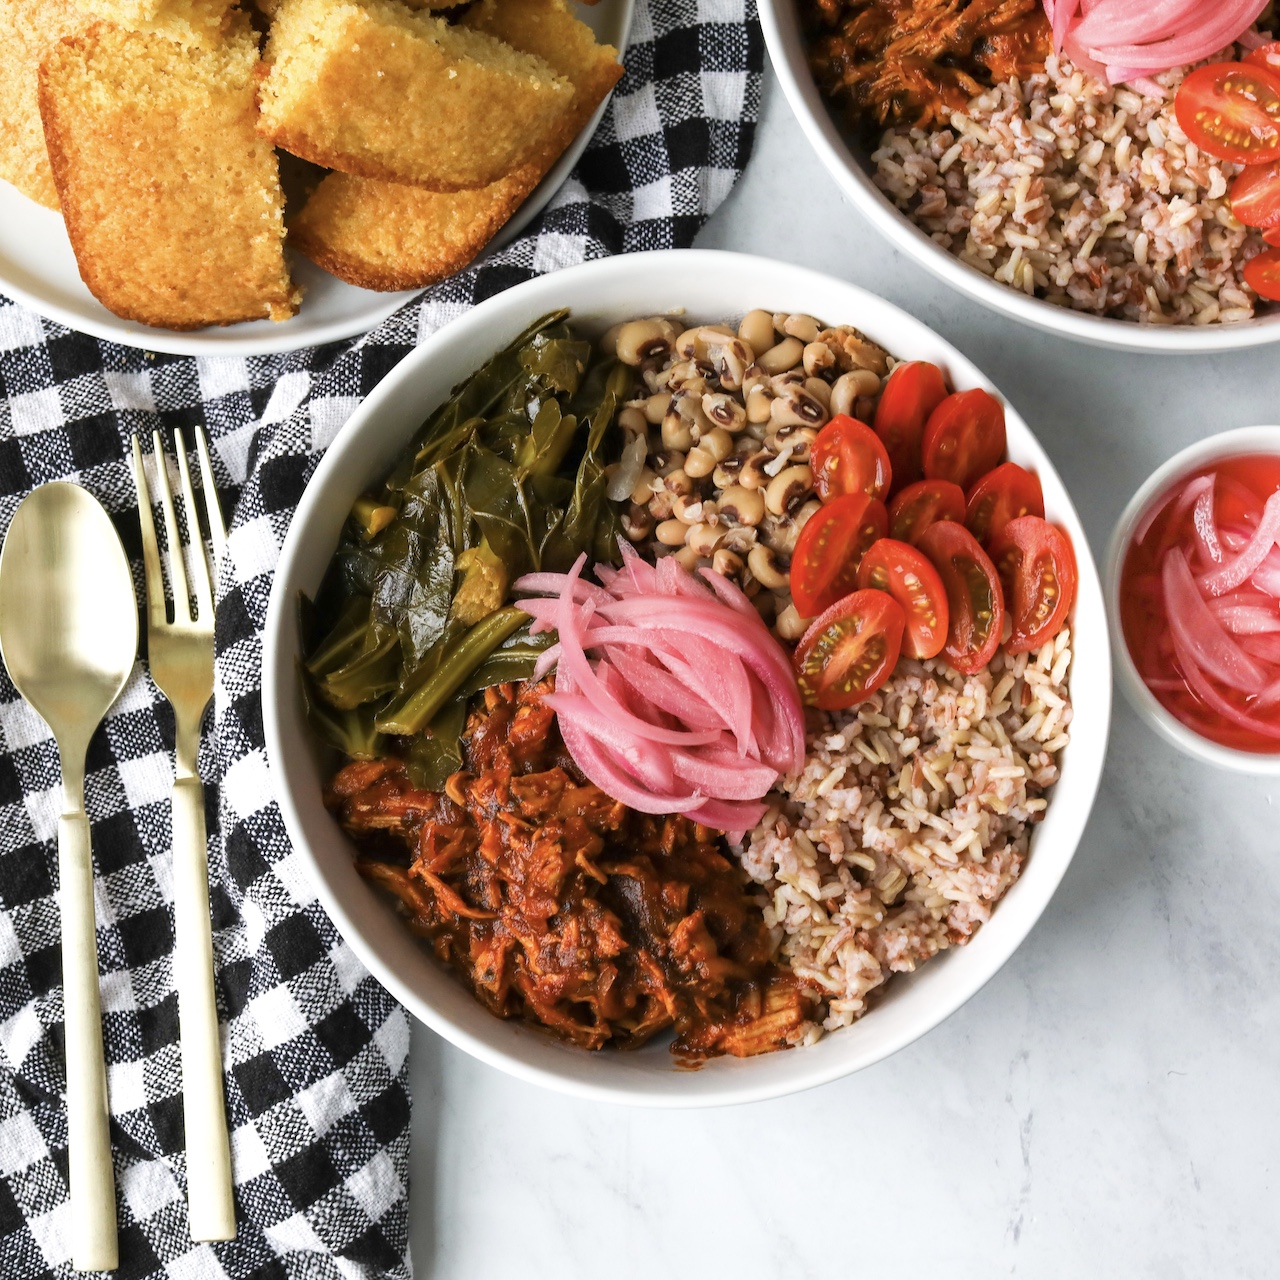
[58,811,118,1272]
[172,776,236,1241]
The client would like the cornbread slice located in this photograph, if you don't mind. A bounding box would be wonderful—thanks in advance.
[252,0,461,18]
[289,0,623,290]
[461,0,624,151]
[289,171,531,290]
[39,19,300,329]
[0,0,86,208]
[257,0,575,191]
[70,0,236,45]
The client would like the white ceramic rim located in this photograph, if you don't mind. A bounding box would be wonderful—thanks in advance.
[757,0,1280,355]
[1105,424,1280,774]
[262,249,1112,1106]
[0,0,633,358]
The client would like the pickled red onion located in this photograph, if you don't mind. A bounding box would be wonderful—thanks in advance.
[1043,0,1269,85]
[514,548,804,837]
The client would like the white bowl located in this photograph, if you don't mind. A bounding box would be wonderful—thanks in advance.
[758,0,1280,355]
[1106,424,1280,774]
[0,0,632,357]
[262,249,1112,1106]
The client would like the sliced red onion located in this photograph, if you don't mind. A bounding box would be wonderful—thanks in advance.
[1050,0,1270,85]
[515,547,806,833]
[1198,492,1280,597]
[1163,548,1267,693]
[1170,628,1280,742]
[1135,474,1212,549]
[1192,485,1224,565]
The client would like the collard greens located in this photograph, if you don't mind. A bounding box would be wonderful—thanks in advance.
[301,311,631,787]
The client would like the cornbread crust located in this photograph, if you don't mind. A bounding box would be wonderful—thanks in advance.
[39,19,300,329]
[0,0,86,209]
[289,172,531,291]
[71,0,236,45]
[257,0,575,191]
[289,0,624,291]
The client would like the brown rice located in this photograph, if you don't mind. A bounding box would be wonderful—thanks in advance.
[871,52,1271,325]
[738,627,1072,1041]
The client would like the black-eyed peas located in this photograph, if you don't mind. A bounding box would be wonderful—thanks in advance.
[610,310,892,640]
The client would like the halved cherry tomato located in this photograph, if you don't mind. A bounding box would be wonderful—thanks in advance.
[920,389,1006,491]
[856,538,949,660]
[887,478,966,544]
[812,415,892,502]
[792,589,904,710]
[965,462,1044,545]
[872,361,947,491]
[1174,63,1280,167]
[916,521,1005,675]
[789,491,888,618]
[988,516,1077,655]
[1230,161,1280,230]
[1246,42,1280,75]
[1244,247,1280,302]
[1265,226,1280,247]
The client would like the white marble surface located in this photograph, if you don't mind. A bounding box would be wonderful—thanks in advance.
[405,66,1280,1279]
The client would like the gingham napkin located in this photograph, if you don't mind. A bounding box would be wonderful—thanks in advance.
[0,2,763,1275]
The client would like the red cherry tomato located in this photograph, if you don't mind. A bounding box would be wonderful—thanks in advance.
[921,389,1007,491]
[964,462,1045,545]
[887,478,966,545]
[1174,63,1280,167]
[855,538,949,660]
[1230,161,1280,229]
[988,516,1078,656]
[792,589,905,710]
[812,415,892,502]
[1245,42,1280,75]
[872,361,947,491]
[916,521,1005,675]
[1244,247,1280,302]
[1265,225,1280,247]
[789,491,889,618]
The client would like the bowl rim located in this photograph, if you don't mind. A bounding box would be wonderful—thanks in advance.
[1105,423,1280,775]
[262,248,1112,1106]
[756,0,1280,355]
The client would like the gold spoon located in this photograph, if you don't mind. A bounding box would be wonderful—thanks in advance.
[0,482,137,1272]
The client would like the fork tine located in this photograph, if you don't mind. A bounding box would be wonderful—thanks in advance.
[173,429,214,623]
[131,436,170,630]
[151,428,190,623]
[194,426,227,570]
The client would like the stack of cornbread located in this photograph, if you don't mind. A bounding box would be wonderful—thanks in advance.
[0,0,622,329]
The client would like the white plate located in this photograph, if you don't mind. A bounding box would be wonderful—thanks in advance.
[261,249,1113,1107]
[758,0,1280,354]
[0,0,633,357]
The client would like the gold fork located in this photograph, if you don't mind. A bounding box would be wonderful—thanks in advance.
[131,427,235,1243]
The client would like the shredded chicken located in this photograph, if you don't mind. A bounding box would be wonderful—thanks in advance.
[327,681,812,1060]
[804,0,1051,130]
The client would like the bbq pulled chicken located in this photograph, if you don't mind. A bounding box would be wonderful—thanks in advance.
[326,681,811,1059]
[804,0,1051,130]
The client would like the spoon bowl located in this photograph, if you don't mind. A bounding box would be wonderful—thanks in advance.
[0,481,137,1271]
[0,482,139,748]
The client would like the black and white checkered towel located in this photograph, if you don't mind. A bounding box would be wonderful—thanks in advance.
[0,3,763,1275]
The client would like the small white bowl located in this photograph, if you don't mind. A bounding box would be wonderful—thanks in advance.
[758,0,1280,355]
[1106,424,1280,774]
[262,249,1112,1106]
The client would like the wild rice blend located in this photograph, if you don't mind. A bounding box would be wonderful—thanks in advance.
[740,628,1072,1038]
[872,53,1270,324]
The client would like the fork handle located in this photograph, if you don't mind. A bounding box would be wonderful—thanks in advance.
[172,776,236,1242]
[59,811,118,1271]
